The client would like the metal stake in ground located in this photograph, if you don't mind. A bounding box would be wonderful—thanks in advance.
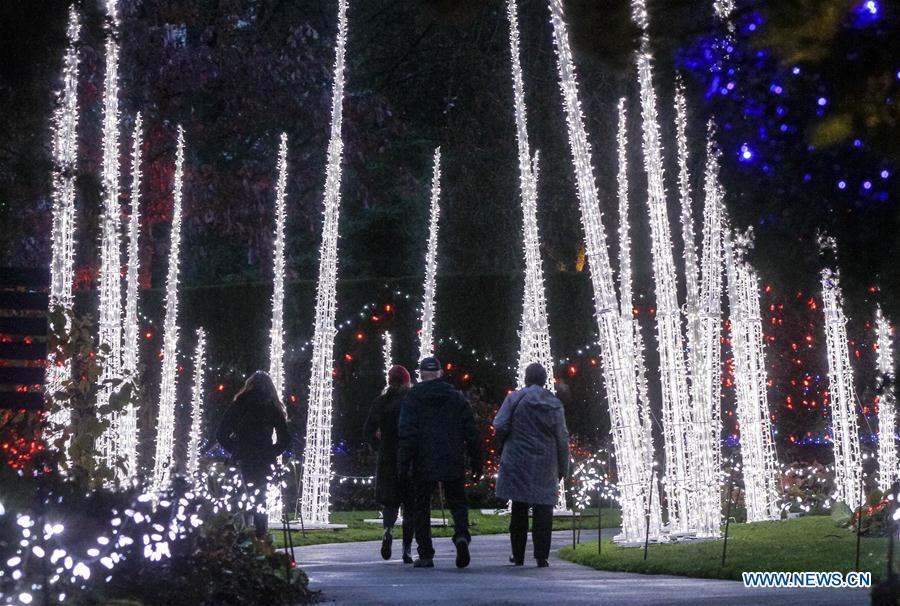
[283,514,296,567]
[643,471,655,561]
[856,476,864,571]
[439,483,447,527]
[721,471,735,566]
[280,514,292,581]
[597,485,602,556]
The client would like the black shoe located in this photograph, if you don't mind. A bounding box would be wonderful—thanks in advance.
[413,558,434,568]
[402,545,413,564]
[380,529,392,560]
[509,555,524,566]
[536,558,549,568]
[454,537,470,569]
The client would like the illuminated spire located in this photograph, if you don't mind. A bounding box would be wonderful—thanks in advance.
[186,328,207,477]
[417,147,442,370]
[268,133,289,401]
[382,331,393,385]
[300,0,349,526]
[874,305,898,491]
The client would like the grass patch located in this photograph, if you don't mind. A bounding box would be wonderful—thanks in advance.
[559,516,891,582]
[272,507,621,548]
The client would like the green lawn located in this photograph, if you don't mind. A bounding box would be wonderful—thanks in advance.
[272,507,621,548]
[559,516,892,582]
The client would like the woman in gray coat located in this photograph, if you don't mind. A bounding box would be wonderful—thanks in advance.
[493,363,569,567]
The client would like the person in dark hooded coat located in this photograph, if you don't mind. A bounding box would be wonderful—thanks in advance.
[493,363,569,567]
[398,357,482,569]
[364,364,414,563]
[216,371,290,538]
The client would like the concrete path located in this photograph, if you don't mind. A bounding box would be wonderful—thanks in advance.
[290,528,869,605]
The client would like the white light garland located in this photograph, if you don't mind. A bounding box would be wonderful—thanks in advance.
[616,98,662,535]
[151,126,187,494]
[267,134,289,522]
[713,0,736,20]
[186,328,207,477]
[820,246,862,506]
[507,0,556,394]
[382,331,393,385]
[417,147,442,372]
[724,228,780,521]
[689,128,725,538]
[46,7,82,437]
[116,113,144,480]
[630,0,696,536]
[300,0,349,526]
[268,133,289,401]
[547,0,659,545]
[96,0,125,475]
[874,305,898,492]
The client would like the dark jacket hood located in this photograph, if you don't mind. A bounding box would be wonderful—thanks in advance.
[410,378,458,406]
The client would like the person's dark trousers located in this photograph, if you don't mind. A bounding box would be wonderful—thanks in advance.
[510,501,554,562]
[413,477,470,559]
[383,480,415,551]
[240,464,270,539]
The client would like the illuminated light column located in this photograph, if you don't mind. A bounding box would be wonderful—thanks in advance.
[300,0,349,527]
[616,98,663,535]
[267,134,289,522]
[820,246,862,505]
[116,113,144,479]
[186,328,207,477]
[96,0,125,473]
[630,0,695,535]
[151,127,187,494]
[548,0,660,544]
[46,7,82,437]
[689,130,725,538]
[724,229,780,521]
[382,331,393,385]
[507,0,565,513]
[417,147,442,371]
[874,306,897,492]
[507,0,555,392]
[713,0,735,19]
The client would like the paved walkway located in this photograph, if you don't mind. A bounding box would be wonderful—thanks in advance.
[290,528,868,605]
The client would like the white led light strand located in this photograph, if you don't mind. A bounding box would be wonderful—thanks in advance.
[116,113,144,480]
[630,0,696,536]
[46,7,82,438]
[186,328,207,477]
[417,147,442,372]
[267,134,289,522]
[152,127,187,494]
[96,0,125,475]
[382,331,393,385]
[300,0,349,526]
[820,244,862,506]
[269,133,289,401]
[689,129,724,538]
[507,0,556,394]
[616,98,663,536]
[724,228,780,521]
[547,0,659,545]
[713,0,735,20]
[874,306,897,492]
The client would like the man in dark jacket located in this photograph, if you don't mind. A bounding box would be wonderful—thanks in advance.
[398,357,482,569]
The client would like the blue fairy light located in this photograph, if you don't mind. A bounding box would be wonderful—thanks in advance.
[739,143,755,162]
[881,169,890,178]
[863,181,872,190]
[837,180,847,190]
[817,97,827,107]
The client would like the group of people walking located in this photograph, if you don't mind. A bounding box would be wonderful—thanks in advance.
[366,358,569,569]
[215,357,569,570]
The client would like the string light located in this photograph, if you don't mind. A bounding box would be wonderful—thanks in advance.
[631,0,696,537]
[381,331,393,385]
[46,7,82,439]
[267,134,289,522]
[615,98,662,535]
[152,126,187,494]
[268,133,289,401]
[300,0,349,527]
[548,0,659,545]
[506,0,555,394]
[724,228,781,521]
[417,147,442,372]
[820,241,862,506]
[874,305,897,491]
[96,0,125,476]
[186,329,207,477]
[507,0,564,512]
[117,113,144,480]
